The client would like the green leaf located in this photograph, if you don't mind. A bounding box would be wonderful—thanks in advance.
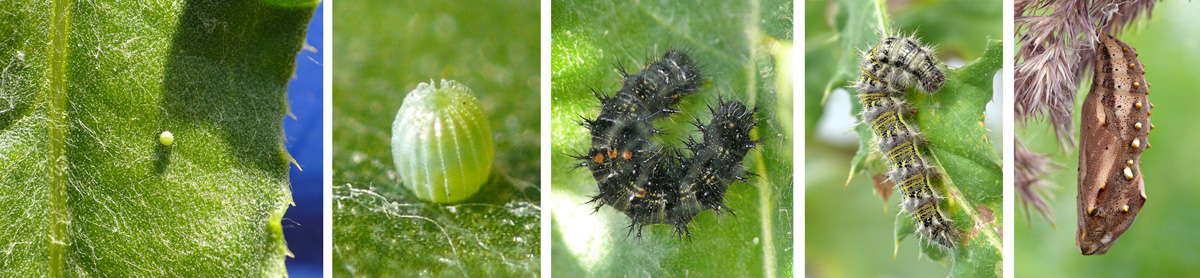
[550,0,793,277]
[812,1,1002,277]
[330,0,541,276]
[0,0,317,276]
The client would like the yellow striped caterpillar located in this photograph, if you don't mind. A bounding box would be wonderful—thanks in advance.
[855,34,958,249]
[1077,32,1152,255]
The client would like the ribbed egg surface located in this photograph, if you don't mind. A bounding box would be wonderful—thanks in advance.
[391,79,494,203]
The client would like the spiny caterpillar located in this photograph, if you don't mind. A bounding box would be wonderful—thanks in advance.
[855,34,958,249]
[574,50,759,238]
[1076,32,1151,255]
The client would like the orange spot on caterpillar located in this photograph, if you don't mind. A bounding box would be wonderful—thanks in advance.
[593,153,605,164]
[622,150,632,160]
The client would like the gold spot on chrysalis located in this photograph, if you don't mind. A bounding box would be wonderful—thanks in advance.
[1129,63,1135,69]
[1121,205,1130,212]
[1127,159,1134,166]
[1133,82,1140,88]
[1135,102,1142,109]
[1132,139,1140,149]
[1134,122,1143,130]
[1124,167,1134,180]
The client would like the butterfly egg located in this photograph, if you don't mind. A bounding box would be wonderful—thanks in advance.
[158,131,174,147]
[391,79,494,203]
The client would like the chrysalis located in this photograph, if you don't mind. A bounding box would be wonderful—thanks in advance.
[1076,32,1151,255]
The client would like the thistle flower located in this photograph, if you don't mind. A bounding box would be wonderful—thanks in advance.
[1016,138,1059,225]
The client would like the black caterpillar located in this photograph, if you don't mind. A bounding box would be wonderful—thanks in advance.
[855,35,958,249]
[573,50,759,238]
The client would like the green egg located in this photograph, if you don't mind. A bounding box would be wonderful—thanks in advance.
[159,131,174,147]
[391,79,494,203]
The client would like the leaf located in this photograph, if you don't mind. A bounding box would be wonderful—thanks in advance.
[813,1,1002,277]
[0,0,317,276]
[900,40,1003,278]
[550,0,793,277]
[330,0,541,276]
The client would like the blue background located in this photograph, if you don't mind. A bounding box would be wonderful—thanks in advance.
[283,2,323,277]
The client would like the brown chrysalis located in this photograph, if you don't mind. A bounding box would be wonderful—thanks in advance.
[1077,32,1152,255]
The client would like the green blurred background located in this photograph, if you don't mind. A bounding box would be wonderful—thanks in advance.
[805,0,1001,277]
[1016,1,1200,276]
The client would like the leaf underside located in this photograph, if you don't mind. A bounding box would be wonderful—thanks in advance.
[0,0,317,276]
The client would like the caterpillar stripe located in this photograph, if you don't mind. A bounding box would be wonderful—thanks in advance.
[1076,32,1152,255]
[575,50,759,238]
[855,34,958,249]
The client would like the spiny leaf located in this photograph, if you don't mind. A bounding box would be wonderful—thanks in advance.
[0,0,317,276]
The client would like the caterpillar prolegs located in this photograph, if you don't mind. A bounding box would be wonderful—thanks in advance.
[855,35,959,249]
[1076,32,1152,255]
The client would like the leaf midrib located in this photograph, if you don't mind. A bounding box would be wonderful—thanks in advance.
[46,0,69,277]
[633,0,781,276]
[737,1,783,278]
